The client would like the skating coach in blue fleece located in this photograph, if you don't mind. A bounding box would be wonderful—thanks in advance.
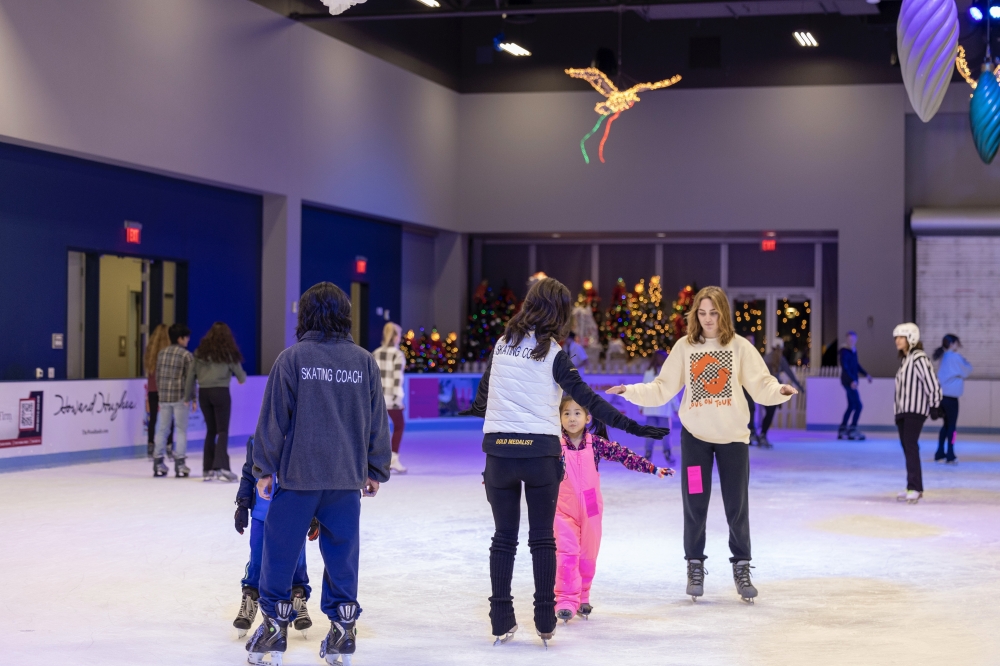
[247,281,391,666]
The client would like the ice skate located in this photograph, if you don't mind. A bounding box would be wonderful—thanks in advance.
[203,470,217,482]
[758,435,773,449]
[946,458,958,465]
[556,609,573,623]
[837,426,848,440]
[686,559,706,601]
[153,457,168,477]
[733,560,757,603]
[389,452,407,474]
[246,599,292,665]
[847,427,866,441]
[748,433,759,446]
[492,624,517,646]
[319,602,358,665]
[292,586,312,636]
[536,626,555,649]
[576,603,592,619]
[234,587,259,638]
[174,457,190,478]
[897,490,922,503]
[218,469,239,482]
[664,449,675,465]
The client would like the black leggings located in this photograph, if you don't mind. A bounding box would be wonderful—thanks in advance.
[761,405,777,436]
[483,454,562,636]
[896,413,926,492]
[936,397,959,460]
[200,387,232,472]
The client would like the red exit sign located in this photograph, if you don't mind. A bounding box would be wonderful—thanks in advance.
[761,238,776,252]
[125,221,142,244]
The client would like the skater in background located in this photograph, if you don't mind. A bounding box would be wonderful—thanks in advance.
[893,323,943,504]
[555,396,672,623]
[757,339,805,449]
[933,334,972,464]
[839,330,872,440]
[374,322,408,474]
[186,322,247,482]
[233,436,316,639]
[642,350,676,464]
[152,323,194,478]
[143,324,174,460]
[607,286,798,603]
[466,277,667,648]
[249,282,391,666]
[562,332,589,372]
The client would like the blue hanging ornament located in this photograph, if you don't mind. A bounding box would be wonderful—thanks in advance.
[970,61,1000,164]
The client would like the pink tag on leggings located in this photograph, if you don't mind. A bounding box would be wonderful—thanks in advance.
[687,466,703,494]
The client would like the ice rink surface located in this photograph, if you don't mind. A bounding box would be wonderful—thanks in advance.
[3,425,1000,666]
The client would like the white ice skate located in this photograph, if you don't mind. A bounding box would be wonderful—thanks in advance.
[897,490,922,504]
[389,452,407,474]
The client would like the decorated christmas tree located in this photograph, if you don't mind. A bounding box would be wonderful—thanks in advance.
[667,284,696,344]
[625,276,671,358]
[600,277,631,348]
[403,328,460,372]
[463,280,518,363]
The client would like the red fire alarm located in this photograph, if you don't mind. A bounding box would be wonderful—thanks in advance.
[125,221,142,245]
[761,239,776,252]
[355,256,367,274]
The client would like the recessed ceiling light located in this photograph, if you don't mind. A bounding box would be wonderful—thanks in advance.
[656,233,666,238]
[990,5,1000,18]
[498,42,531,57]
[970,6,984,20]
[794,31,818,47]
[416,0,440,6]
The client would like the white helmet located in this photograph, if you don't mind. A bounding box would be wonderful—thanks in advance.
[892,323,920,346]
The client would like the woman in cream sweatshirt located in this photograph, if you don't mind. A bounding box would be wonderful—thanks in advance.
[607,286,797,603]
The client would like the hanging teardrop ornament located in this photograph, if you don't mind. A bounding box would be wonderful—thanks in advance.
[897,0,959,122]
[970,62,1000,164]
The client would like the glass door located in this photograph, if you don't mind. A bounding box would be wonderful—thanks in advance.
[732,291,816,367]
[732,297,767,353]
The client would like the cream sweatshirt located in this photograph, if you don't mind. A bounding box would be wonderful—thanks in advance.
[621,335,790,444]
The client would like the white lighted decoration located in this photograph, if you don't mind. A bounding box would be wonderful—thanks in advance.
[497,42,531,57]
[320,0,367,15]
[897,0,959,123]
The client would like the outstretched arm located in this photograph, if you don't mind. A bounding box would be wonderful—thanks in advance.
[593,437,659,474]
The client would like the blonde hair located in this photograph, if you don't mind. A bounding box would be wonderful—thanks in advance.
[686,286,735,346]
[144,324,171,377]
[382,322,402,347]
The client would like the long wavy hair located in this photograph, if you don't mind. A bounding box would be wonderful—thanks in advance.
[686,286,735,346]
[144,324,171,377]
[297,282,352,341]
[502,277,572,361]
[194,322,244,364]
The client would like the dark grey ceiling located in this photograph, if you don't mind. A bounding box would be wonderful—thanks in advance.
[248,0,977,93]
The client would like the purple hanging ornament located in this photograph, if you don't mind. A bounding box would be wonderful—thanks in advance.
[897,0,959,122]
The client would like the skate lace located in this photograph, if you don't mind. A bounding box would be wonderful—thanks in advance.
[734,563,754,589]
[239,594,257,619]
[687,562,706,585]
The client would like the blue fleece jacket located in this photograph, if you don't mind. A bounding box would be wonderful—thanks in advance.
[937,350,973,398]
[252,331,392,491]
[839,347,869,387]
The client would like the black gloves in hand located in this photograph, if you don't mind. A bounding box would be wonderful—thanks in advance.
[458,408,485,417]
[308,517,320,541]
[629,425,670,440]
[929,406,943,421]
[234,496,251,535]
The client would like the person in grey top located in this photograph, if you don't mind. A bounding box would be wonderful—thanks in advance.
[186,322,247,481]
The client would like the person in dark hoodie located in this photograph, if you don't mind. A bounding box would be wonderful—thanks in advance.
[247,282,392,666]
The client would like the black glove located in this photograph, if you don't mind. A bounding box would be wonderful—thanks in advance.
[458,408,485,417]
[628,425,670,440]
[929,406,943,421]
[234,496,251,534]
[307,517,320,541]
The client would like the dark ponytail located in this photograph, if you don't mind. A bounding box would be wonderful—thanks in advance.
[502,278,572,360]
[933,333,960,361]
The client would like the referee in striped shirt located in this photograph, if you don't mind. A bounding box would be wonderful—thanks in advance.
[893,323,943,503]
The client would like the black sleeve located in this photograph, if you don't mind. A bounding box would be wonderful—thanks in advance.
[236,437,256,507]
[552,351,636,432]
[467,354,493,418]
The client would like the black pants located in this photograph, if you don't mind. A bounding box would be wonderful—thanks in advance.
[841,385,862,428]
[936,397,959,461]
[483,454,562,636]
[761,405,777,436]
[895,413,926,492]
[681,429,751,563]
[200,387,232,472]
[744,389,757,436]
[147,391,173,446]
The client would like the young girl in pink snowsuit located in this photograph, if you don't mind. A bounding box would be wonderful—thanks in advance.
[555,396,673,622]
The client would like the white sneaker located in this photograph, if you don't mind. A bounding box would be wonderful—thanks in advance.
[896,490,922,503]
[390,452,407,474]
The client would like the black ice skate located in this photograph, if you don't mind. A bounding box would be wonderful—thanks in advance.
[837,426,848,440]
[686,559,706,601]
[246,599,292,665]
[319,602,359,665]
[732,560,757,603]
[493,624,517,646]
[174,457,190,478]
[847,427,866,441]
[556,609,573,623]
[153,457,168,477]
[292,586,312,636]
[234,587,259,638]
[576,603,592,620]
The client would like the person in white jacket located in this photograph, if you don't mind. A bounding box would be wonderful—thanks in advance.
[607,286,797,603]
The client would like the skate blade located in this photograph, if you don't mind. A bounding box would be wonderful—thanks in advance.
[237,629,248,639]
[741,596,756,605]
[247,651,283,666]
[325,654,352,666]
[493,624,518,646]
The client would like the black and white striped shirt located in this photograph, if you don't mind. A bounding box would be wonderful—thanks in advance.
[894,349,943,417]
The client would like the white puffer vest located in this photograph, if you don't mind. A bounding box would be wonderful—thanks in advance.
[484,332,563,436]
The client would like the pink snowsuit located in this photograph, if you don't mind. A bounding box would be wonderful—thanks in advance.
[555,432,658,614]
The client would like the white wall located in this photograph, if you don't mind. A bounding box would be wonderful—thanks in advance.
[457,84,908,375]
[0,0,460,369]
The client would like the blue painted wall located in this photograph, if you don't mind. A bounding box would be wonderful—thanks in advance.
[300,206,401,351]
[0,142,262,379]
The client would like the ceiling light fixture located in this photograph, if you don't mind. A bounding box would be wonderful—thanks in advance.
[319,0,367,15]
[970,6,984,21]
[497,42,531,56]
[416,0,441,6]
[990,5,1000,19]
[794,31,818,47]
